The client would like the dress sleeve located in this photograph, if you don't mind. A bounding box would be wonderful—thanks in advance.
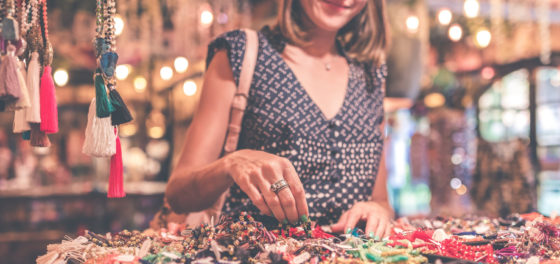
[206,30,247,86]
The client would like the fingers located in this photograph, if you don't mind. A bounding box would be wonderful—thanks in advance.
[330,211,349,233]
[276,187,299,223]
[258,181,287,222]
[365,214,380,239]
[344,210,363,234]
[234,170,272,216]
[375,217,387,239]
[281,160,309,218]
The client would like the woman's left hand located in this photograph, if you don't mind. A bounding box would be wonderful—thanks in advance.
[330,201,393,239]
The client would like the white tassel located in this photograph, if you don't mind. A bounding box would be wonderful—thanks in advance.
[13,108,30,132]
[82,98,116,157]
[26,52,41,123]
[13,61,31,132]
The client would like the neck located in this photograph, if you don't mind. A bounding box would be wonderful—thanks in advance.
[301,28,338,58]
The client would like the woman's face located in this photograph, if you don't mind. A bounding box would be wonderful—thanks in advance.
[298,0,367,32]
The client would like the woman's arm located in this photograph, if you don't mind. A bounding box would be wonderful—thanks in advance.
[165,50,309,223]
[166,50,238,213]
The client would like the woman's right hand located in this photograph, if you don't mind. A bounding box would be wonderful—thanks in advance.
[224,149,309,223]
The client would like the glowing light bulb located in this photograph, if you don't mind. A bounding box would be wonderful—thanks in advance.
[448,24,463,42]
[160,66,173,80]
[183,80,197,96]
[475,29,492,48]
[114,15,125,36]
[464,0,480,18]
[200,10,214,26]
[174,57,189,73]
[405,15,420,33]
[133,76,147,92]
[424,93,446,108]
[481,66,495,80]
[438,9,452,25]
[115,64,130,80]
[53,69,69,87]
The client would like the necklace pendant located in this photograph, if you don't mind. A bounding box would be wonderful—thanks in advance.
[325,63,331,71]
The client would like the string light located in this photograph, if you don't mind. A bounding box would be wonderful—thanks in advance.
[133,76,147,92]
[183,80,197,96]
[160,66,173,80]
[475,29,492,48]
[456,184,468,195]
[450,178,462,189]
[115,64,130,80]
[464,0,480,18]
[438,9,453,25]
[114,15,124,36]
[405,15,420,33]
[200,4,214,27]
[424,93,446,108]
[174,57,189,73]
[448,24,463,42]
[481,66,496,80]
[53,69,69,87]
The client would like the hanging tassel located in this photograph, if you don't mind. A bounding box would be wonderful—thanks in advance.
[30,123,51,147]
[6,59,31,111]
[13,108,31,133]
[109,88,133,125]
[82,98,116,157]
[39,66,59,134]
[95,70,113,118]
[26,52,42,123]
[12,61,31,132]
[0,45,22,103]
[108,128,125,198]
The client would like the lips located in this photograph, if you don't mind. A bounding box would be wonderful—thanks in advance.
[322,0,351,9]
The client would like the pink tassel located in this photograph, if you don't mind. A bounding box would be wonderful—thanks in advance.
[0,45,22,103]
[39,66,58,134]
[108,129,125,198]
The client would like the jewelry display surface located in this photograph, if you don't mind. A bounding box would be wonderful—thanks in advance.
[38,212,560,264]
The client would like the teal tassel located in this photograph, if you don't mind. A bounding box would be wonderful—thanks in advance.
[94,70,113,118]
[22,131,31,140]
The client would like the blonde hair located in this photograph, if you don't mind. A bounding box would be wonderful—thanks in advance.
[276,0,390,65]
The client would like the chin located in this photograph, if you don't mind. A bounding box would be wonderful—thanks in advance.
[300,0,366,32]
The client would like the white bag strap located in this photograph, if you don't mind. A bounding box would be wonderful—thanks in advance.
[223,29,259,154]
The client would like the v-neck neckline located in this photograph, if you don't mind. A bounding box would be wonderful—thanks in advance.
[267,40,352,123]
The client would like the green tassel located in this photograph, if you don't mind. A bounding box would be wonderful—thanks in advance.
[22,131,31,140]
[94,70,113,118]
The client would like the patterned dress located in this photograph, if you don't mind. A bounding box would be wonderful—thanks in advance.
[206,27,387,225]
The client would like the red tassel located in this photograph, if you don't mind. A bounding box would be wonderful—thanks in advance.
[108,128,125,198]
[39,66,58,134]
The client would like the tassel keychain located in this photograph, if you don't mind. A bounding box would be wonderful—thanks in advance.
[39,66,58,134]
[0,45,22,104]
[108,128,125,198]
[6,51,30,111]
[26,52,42,123]
[38,0,58,134]
[94,70,113,117]
[82,98,116,157]
[12,61,31,132]
[109,86,133,125]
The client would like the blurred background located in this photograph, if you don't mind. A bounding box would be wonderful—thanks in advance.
[0,0,559,262]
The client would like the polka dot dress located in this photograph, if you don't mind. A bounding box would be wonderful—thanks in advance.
[206,27,387,225]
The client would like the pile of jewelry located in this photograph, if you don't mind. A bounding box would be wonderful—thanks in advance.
[37,212,559,264]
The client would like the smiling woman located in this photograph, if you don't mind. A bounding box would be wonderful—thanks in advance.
[166,0,394,239]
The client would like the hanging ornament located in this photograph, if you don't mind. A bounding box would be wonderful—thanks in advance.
[84,0,130,198]
[38,0,58,134]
